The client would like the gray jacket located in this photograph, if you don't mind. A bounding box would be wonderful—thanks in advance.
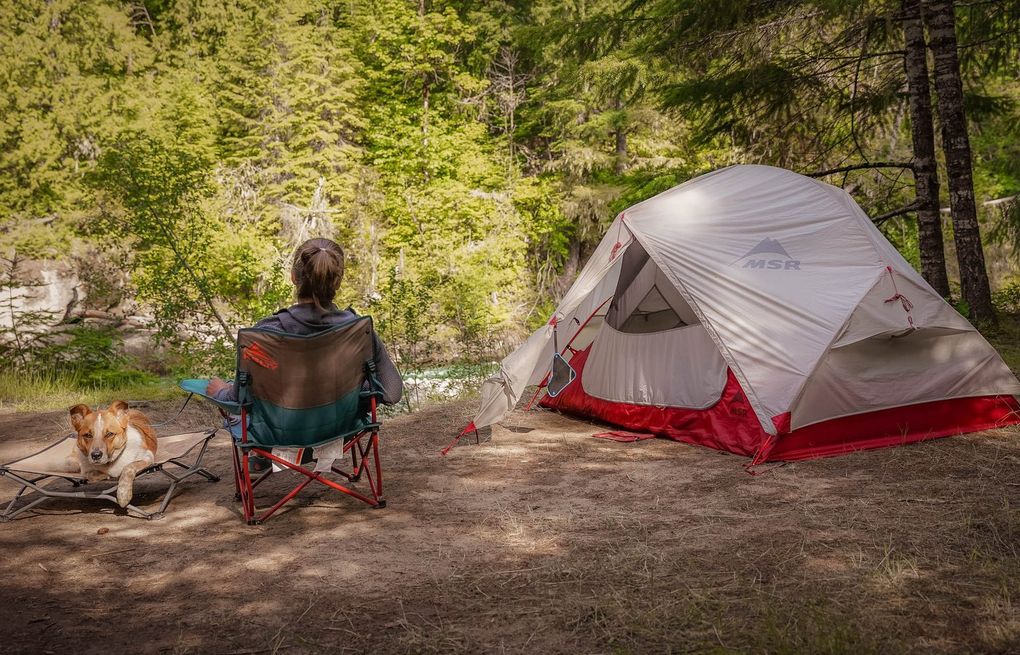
[215,304,404,405]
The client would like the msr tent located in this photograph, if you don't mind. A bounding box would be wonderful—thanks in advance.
[464,165,1020,462]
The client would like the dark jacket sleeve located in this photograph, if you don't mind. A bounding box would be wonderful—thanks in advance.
[372,333,404,405]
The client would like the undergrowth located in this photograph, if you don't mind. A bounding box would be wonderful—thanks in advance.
[985,312,1020,373]
[0,370,178,413]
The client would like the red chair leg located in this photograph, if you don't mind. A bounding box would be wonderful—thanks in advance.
[236,430,386,524]
[240,449,256,523]
[256,475,314,523]
[351,444,361,480]
[231,440,243,501]
[354,432,384,507]
[372,432,383,497]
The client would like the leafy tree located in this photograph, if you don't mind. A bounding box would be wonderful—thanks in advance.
[0,0,154,232]
[3,0,1018,380]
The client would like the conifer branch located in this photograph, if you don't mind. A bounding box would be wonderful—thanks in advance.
[807,162,916,177]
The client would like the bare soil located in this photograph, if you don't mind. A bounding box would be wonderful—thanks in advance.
[1,398,1019,654]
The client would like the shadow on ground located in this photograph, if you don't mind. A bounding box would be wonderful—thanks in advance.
[0,399,1018,653]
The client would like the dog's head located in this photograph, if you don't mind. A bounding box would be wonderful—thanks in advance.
[69,401,132,465]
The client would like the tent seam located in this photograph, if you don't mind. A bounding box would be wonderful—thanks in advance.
[786,266,889,425]
[623,219,778,437]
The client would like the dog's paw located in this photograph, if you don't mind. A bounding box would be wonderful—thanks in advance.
[116,481,134,508]
[86,471,109,483]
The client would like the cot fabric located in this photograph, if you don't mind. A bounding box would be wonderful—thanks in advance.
[3,431,217,479]
[1,430,221,520]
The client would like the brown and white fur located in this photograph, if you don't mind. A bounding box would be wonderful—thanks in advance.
[68,401,158,508]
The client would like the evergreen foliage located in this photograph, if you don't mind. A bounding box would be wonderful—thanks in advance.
[1,0,1018,372]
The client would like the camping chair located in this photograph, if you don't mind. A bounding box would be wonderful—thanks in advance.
[180,317,386,525]
[0,429,221,521]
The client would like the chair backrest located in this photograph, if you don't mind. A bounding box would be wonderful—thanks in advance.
[235,316,377,448]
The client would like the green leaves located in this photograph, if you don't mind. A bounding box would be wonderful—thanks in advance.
[3,0,1017,374]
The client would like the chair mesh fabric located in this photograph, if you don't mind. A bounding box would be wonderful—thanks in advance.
[236,317,376,447]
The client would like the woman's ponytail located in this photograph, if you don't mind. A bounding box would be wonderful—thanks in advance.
[292,238,345,310]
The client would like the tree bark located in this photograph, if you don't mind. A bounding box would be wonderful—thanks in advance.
[925,0,996,323]
[902,0,950,297]
[614,127,627,175]
[613,98,627,175]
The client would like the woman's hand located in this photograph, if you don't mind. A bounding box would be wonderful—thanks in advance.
[206,377,232,397]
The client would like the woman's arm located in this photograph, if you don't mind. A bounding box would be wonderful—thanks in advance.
[372,335,404,405]
[207,377,238,402]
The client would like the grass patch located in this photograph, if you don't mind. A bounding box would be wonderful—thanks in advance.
[0,369,180,413]
[987,315,1020,373]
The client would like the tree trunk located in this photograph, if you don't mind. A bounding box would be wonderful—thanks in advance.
[614,99,628,175]
[902,0,950,297]
[614,128,627,175]
[924,0,996,323]
[556,239,582,299]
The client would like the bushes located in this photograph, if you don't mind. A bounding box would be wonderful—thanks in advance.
[992,278,1020,314]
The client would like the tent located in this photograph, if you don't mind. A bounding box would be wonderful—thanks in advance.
[465,165,1020,462]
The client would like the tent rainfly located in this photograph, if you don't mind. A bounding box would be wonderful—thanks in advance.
[464,165,1020,462]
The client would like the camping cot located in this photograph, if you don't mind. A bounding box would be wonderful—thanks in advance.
[1,429,221,520]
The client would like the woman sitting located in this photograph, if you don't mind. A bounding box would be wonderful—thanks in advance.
[207,238,403,470]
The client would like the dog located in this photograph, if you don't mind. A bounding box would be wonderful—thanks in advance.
[68,401,158,508]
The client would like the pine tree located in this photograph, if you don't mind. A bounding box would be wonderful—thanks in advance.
[0,1,153,221]
[903,0,950,297]
[925,0,996,322]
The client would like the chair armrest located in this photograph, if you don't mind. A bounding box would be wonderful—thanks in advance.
[178,379,249,414]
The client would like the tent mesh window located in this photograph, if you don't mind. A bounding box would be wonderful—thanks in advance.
[606,242,699,334]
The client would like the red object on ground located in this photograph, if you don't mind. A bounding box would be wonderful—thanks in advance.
[540,345,1020,462]
[591,430,656,442]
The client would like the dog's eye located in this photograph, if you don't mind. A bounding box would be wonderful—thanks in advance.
[84,434,93,441]
[105,431,114,438]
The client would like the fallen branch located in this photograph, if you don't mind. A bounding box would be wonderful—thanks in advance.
[806,161,915,177]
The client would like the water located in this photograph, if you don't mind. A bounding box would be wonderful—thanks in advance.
[387,361,498,414]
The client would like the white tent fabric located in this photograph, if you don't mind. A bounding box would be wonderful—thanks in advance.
[470,215,632,428]
[583,323,728,408]
[471,165,1020,435]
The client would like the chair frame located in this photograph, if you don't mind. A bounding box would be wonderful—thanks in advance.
[231,393,385,525]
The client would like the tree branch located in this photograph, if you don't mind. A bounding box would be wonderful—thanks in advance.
[872,201,921,225]
[153,217,235,344]
[806,161,915,177]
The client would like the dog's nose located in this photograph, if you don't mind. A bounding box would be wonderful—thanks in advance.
[90,450,103,461]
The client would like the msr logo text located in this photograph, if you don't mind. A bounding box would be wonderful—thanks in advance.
[742,259,801,270]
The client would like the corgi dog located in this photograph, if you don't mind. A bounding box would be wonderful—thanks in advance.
[69,401,158,508]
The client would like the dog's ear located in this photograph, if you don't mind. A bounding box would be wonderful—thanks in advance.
[109,400,130,425]
[69,404,91,432]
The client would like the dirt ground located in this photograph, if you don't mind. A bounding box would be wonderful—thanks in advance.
[1,398,1019,654]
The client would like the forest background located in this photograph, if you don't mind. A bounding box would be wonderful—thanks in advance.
[1,0,1019,409]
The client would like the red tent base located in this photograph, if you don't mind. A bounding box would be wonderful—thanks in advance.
[540,345,1020,462]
